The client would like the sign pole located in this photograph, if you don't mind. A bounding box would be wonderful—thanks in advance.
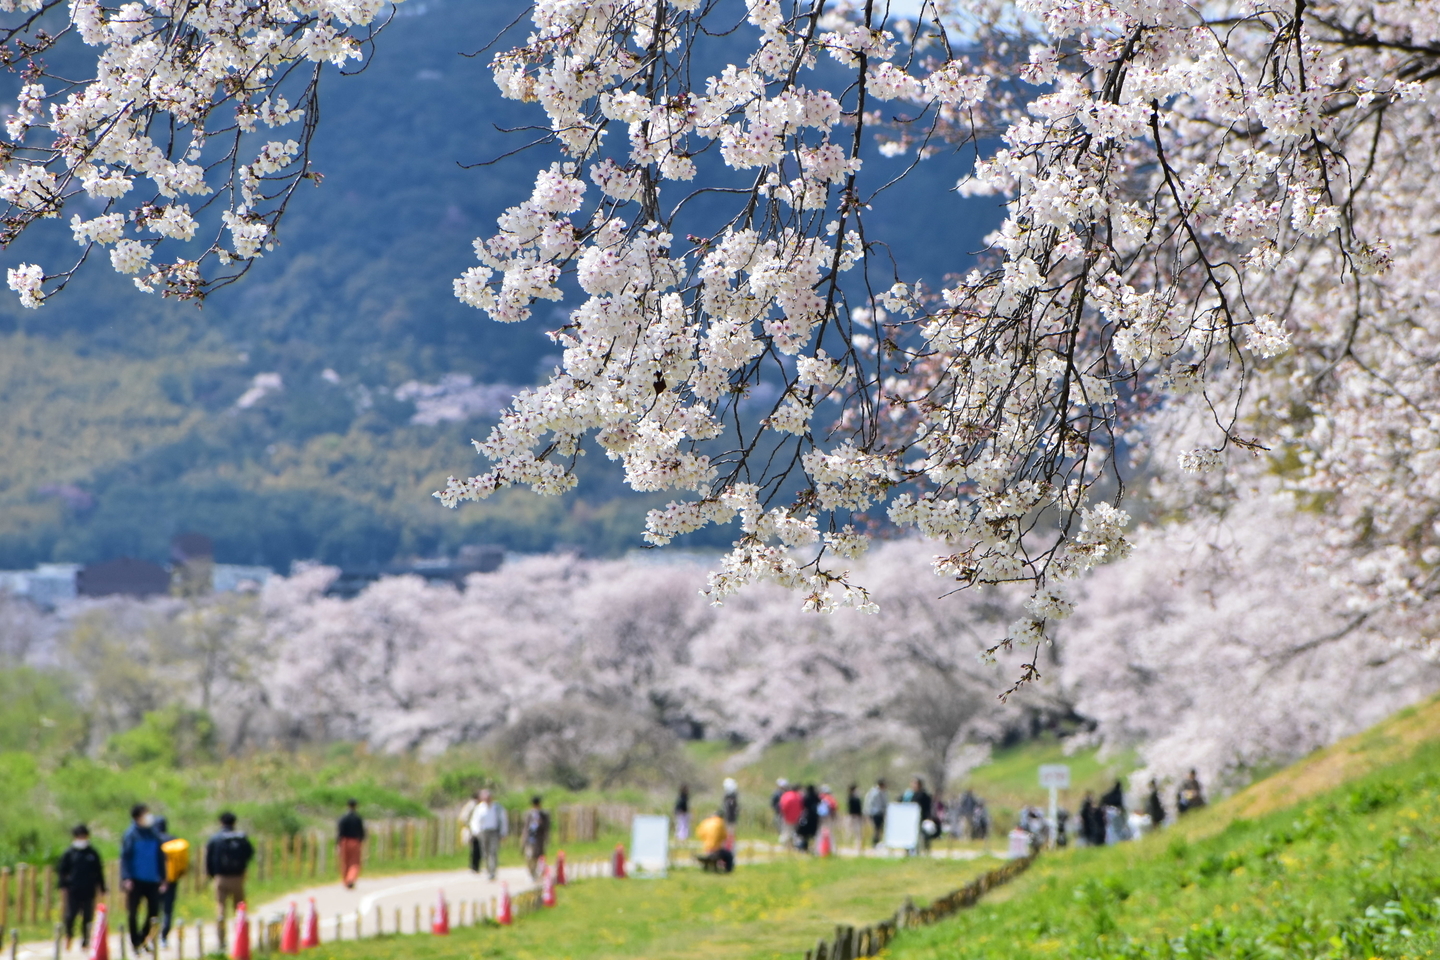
[1047,786,1057,849]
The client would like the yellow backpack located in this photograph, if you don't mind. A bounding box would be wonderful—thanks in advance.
[161,838,190,883]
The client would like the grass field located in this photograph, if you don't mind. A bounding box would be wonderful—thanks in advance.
[885,696,1440,960]
[302,856,994,960]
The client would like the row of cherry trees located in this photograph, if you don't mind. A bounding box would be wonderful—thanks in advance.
[8,496,1437,792]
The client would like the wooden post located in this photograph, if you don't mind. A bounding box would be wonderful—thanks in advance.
[13,866,26,928]
[393,908,399,937]
[334,914,341,942]
[1,866,9,928]
[317,834,327,879]
[44,866,53,923]
[374,905,381,937]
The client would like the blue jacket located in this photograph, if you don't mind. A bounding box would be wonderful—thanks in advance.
[120,823,166,884]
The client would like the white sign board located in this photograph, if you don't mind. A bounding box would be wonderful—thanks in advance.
[630,814,670,876]
[1039,764,1071,789]
[882,801,921,851]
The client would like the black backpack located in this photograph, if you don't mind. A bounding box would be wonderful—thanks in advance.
[213,834,251,876]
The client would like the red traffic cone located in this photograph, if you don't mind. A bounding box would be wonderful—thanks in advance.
[612,844,627,878]
[555,850,567,885]
[301,897,320,948]
[497,883,513,925]
[541,867,556,907]
[432,890,450,935]
[279,902,301,954]
[231,903,251,960]
[88,903,110,960]
[818,826,833,857]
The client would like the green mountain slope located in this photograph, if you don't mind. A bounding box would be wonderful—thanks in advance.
[0,1,1002,569]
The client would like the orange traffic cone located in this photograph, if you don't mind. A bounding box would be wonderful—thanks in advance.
[541,867,556,907]
[230,903,251,960]
[496,883,513,925]
[818,826,833,857]
[88,903,110,960]
[612,844,626,878]
[301,898,320,948]
[279,902,301,954]
[555,850,567,885]
[432,890,450,935]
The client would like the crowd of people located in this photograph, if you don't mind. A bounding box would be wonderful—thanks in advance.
[50,800,368,955]
[1066,769,1207,848]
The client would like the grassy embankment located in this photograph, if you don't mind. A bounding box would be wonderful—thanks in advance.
[887,695,1440,960]
[306,855,994,960]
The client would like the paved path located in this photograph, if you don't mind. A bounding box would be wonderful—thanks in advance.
[14,866,543,960]
[254,864,539,936]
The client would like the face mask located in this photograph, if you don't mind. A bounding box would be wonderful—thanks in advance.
[139,814,154,829]
[72,840,90,849]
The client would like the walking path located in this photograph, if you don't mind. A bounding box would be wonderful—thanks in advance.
[13,866,540,960]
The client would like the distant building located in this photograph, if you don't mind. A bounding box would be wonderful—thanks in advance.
[0,563,80,609]
[324,546,505,599]
[212,564,273,593]
[77,558,170,598]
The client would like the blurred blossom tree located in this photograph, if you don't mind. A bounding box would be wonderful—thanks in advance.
[2,0,1438,686]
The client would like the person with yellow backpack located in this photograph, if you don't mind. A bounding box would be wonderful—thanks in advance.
[153,817,190,949]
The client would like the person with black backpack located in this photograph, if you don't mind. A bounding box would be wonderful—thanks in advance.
[205,812,255,949]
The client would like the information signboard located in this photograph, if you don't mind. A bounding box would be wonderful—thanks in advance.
[630,814,670,877]
[883,801,921,852]
[1039,764,1071,789]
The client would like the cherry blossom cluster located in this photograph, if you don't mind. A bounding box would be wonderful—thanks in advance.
[0,0,392,303]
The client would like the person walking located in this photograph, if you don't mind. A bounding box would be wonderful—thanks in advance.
[778,783,803,848]
[770,779,789,842]
[818,784,838,836]
[120,803,167,952]
[971,799,990,841]
[721,778,740,844]
[458,791,480,868]
[1079,791,1102,846]
[336,799,365,889]
[674,784,691,842]
[902,778,934,853]
[956,790,978,839]
[863,779,888,847]
[153,817,188,947]
[1146,779,1166,829]
[795,786,821,852]
[845,784,863,851]
[58,824,106,950]
[205,812,254,951]
[467,789,508,881]
[1177,769,1206,815]
[1101,780,1128,844]
[522,796,551,880]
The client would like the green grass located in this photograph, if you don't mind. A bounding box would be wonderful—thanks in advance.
[886,733,1440,959]
[302,856,994,960]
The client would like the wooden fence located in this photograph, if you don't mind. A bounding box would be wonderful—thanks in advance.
[800,854,1036,960]
[0,804,636,932]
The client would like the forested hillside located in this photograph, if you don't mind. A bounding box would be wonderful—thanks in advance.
[0,0,998,570]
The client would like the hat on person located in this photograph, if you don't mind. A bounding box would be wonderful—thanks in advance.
[777,778,789,788]
[723,778,738,794]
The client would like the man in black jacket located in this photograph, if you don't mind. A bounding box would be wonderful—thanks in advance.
[58,824,107,949]
[205,812,255,949]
